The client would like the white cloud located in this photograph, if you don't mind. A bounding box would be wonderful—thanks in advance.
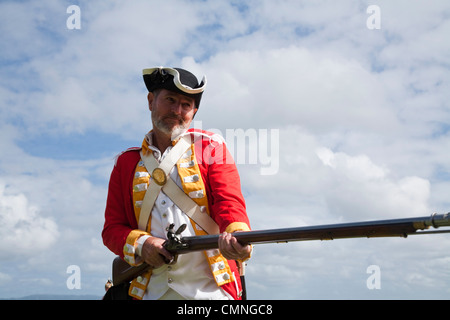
[240,127,432,225]
[1,0,207,138]
[193,46,399,140]
[316,147,431,220]
[0,182,59,257]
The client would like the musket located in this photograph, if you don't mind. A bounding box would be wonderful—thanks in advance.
[111,212,450,286]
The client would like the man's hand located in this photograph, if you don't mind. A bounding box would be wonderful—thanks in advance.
[141,236,174,268]
[218,232,252,261]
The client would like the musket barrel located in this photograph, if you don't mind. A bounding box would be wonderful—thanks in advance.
[428,213,450,228]
[178,214,450,251]
[110,213,450,286]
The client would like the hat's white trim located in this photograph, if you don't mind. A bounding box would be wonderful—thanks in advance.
[143,66,206,94]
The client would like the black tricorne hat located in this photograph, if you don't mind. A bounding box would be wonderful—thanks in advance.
[143,67,207,108]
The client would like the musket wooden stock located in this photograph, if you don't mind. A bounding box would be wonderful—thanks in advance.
[111,213,450,286]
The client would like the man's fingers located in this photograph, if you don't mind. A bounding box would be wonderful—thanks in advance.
[219,232,251,260]
[159,248,174,263]
[142,237,174,268]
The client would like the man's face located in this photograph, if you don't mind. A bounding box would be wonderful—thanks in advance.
[148,89,197,139]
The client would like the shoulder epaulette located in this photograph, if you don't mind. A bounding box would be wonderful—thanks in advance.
[114,147,141,166]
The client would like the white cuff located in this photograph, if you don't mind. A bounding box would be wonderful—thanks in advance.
[135,235,151,256]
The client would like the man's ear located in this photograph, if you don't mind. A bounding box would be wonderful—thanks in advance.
[147,92,154,111]
[190,107,199,120]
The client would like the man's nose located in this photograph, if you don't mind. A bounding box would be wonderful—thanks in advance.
[171,102,182,114]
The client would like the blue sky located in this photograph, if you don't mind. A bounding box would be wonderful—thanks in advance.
[1,0,450,299]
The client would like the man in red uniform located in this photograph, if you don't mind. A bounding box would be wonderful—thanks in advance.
[102,67,251,300]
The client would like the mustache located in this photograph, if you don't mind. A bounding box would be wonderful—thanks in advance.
[162,114,183,123]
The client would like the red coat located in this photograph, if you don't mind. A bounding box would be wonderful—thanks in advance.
[102,129,251,299]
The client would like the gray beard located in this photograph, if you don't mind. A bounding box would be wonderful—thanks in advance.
[152,115,188,140]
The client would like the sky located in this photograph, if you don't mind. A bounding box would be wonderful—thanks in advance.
[0,0,450,300]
